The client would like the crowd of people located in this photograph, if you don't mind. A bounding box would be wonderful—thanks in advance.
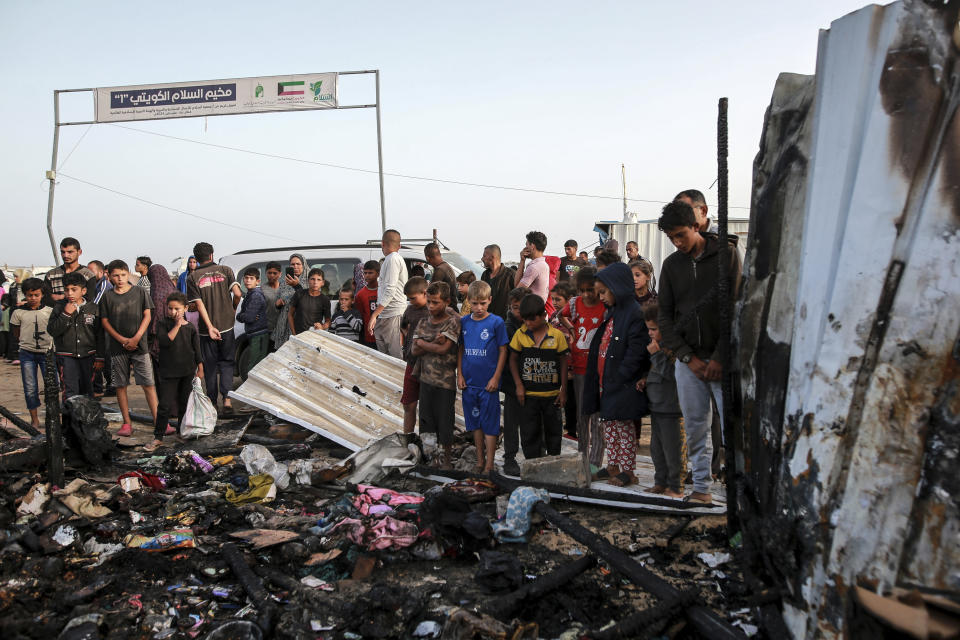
[0,188,740,503]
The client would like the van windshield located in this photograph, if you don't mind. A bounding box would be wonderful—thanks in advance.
[443,252,483,278]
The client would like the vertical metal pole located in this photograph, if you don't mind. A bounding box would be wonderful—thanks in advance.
[716,97,737,536]
[374,70,387,234]
[46,90,62,264]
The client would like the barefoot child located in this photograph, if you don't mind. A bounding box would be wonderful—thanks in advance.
[10,278,53,428]
[399,277,430,437]
[639,302,684,498]
[457,281,508,473]
[582,262,651,487]
[411,281,460,468]
[100,260,159,436]
[146,292,204,452]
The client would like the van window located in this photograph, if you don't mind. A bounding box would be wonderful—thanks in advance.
[238,258,361,296]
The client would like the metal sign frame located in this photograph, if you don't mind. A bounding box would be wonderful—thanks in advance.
[44,69,386,263]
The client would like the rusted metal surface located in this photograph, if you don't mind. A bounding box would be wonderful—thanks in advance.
[736,1,960,637]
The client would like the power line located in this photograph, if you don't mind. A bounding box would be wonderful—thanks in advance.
[58,125,94,171]
[108,123,751,210]
[56,172,300,242]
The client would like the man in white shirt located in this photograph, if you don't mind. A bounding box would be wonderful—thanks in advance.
[513,230,552,313]
[368,229,408,359]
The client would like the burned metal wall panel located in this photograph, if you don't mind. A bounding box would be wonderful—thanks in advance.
[738,1,960,637]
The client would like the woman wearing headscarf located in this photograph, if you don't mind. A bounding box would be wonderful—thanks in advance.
[177,256,197,294]
[147,264,180,436]
[271,253,308,348]
[147,264,179,363]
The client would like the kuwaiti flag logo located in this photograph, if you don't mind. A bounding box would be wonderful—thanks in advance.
[277,81,305,96]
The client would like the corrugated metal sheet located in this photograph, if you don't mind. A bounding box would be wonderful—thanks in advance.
[230,331,465,451]
[736,1,960,637]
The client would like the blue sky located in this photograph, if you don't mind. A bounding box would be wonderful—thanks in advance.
[1,0,876,269]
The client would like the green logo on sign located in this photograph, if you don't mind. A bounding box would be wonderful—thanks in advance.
[310,81,323,97]
[255,83,263,98]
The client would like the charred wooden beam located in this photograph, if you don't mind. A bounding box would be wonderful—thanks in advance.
[0,403,43,437]
[484,554,597,619]
[531,502,745,640]
[222,542,276,634]
[416,466,715,512]
[44,352,63,486]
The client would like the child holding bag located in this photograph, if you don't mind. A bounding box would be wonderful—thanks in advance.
[145,292,204,452]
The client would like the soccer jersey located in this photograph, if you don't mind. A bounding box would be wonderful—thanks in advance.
[460,313,508,387]
[355,286,378,343]
[561,296,606,375]
[508,325,569,398]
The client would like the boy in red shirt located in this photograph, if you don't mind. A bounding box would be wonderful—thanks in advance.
[354,260,379,349]
[560,267,606,470]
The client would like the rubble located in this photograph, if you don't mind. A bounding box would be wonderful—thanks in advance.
[0,405,762,639]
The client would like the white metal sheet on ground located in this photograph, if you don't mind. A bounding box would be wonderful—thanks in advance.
[230,330,465,451]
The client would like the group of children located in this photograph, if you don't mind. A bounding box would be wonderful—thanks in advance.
[231,243,686,497]
[11,207,715,503]
[8,262,206,454]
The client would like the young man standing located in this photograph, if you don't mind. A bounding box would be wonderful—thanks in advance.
[674,189,717,234]
[187,242,242,413]
[44,237,97,302]
[625,241,640,262]
[423,243,458,312]
[135,257,152,295]
[480,244,515,319]
[656,200,741,504]
[557,239,586,285]
[514,231,553,314]
[261,262,282,350]
[368,229,408,359]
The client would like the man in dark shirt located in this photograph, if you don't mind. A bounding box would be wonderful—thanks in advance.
[557,239,587,284]
[186,242,242,412]
[424,243,458,312]
[480,244,516,319]
[44,237,98,302]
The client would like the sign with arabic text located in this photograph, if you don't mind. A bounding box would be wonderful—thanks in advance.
[95,72,338,123]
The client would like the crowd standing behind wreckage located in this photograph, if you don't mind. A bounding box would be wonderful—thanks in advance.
[1,188,740,506]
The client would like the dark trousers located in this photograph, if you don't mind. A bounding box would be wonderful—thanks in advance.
[519,395,563,459]
[242,333,270,378]
[59,355,95,398]
[419,381,456,446]
[155,375,193,440]
[502,392,521,460]
[650,412,684,491]
[4,331,19,360]
[563,375,578,437]
[711,402,724,476]
[200,331,235,405]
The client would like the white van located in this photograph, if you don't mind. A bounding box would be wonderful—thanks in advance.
[218,240,481,377]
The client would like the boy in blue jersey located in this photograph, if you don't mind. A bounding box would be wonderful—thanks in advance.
[458,281,509,474]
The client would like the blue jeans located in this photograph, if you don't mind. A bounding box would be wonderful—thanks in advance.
[20,350,53,410]
[674,360,724,494]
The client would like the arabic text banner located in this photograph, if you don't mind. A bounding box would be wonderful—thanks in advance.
[94,73,338,123]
